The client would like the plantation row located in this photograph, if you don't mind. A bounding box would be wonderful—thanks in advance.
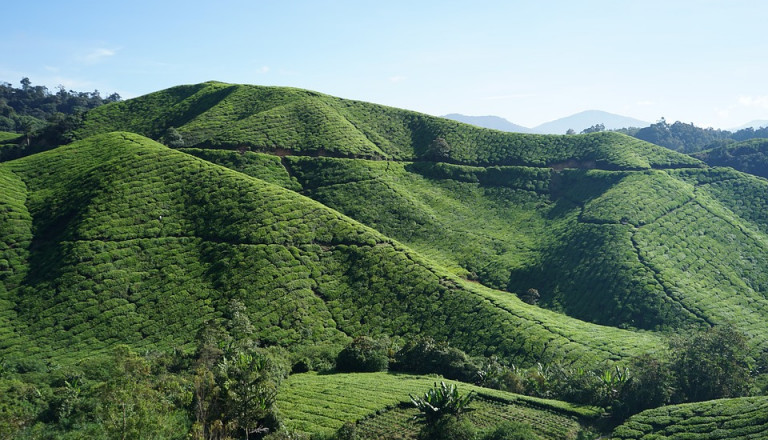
[277,372,594,437]
[612,396,768,439]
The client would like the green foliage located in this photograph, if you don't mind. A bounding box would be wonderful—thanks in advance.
[611,396,768,440]
[693,138,768,179]
[336,336,390,373]
[393,338,480,383]
[410,381,476,424]
[481,421,538,440]
[277,372,596,438]
[417,416,477,440]
[670,325,752,402]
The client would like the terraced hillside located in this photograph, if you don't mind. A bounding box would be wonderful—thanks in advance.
[73,81,700,169]
[277,372,599,438]
[693,138,768,179]
[612,396,768,439]
[0,131,661,367]
[187,147,768,352]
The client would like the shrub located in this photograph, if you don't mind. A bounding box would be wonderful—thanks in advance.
[418,416,477,440]
[335,336,389,372]
[393,337,480,382]
[481,421,538,440]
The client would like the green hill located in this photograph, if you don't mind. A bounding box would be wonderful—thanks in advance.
[0,131,661,367]
[73,82,701,169]
[186,147,768,351]
[692,138,768,179]
[612,396,768,439]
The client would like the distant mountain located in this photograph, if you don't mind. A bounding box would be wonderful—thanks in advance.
[442,113,538,133]
[730,120,768,131]
[534,110,650,134]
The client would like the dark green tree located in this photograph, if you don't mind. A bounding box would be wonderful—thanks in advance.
[671,325,752,402]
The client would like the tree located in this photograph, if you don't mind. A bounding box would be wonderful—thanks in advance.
[520,288,540,305]
[671,325,752,402]
[335,336,389,372]
[425,137,451,161]
[565,128,576,135]
[163,127,185,148]
[580,123,605,134]
[217,351,280,439]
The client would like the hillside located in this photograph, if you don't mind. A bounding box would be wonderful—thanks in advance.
[612,396,768,439]
[185,147,768,352]
[72,82,701,170]
[692,138,768,178]
[0,131,662,368]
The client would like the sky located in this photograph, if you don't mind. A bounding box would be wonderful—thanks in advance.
[3,0,768,129]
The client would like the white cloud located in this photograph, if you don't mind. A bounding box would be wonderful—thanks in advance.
[636,100,654,106]
[257,66,270,74]
[738,95,768,109]
[83,48,116,63]
[388,75,406,83]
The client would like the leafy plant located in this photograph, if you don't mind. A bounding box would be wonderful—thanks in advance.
[410,381,476,424]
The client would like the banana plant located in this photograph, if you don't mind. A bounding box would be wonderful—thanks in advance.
[409,381,475,424]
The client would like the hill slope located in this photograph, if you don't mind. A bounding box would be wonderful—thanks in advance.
[0,132,662,368]
[612,396,768,439]
[186,148,768,352]
[72,82,700,170]
[692,138,768,178]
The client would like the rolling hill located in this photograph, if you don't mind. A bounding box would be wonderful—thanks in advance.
[0,131,663,368]
[4,82,768,438]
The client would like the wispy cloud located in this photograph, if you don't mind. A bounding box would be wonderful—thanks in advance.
[636,100,654,106]
[83,48,117,63]
[388,75,406,83]
[257,66,270,74]
[738,95,768,109]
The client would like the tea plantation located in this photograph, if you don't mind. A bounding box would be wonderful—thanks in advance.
[612,397,768,439]
[3,82,768,438]
[277,372,598,438]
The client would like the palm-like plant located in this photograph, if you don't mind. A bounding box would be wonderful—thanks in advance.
[409,381,475,424]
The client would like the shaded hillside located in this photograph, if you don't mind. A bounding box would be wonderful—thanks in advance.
[692,138,768,178]
[188,148,768,352]
[0,132,661,368]
[73,82,701,170]
[612,396,768,439]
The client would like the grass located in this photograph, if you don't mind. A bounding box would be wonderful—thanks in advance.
[277,372,599,437]
[611,396,768,439]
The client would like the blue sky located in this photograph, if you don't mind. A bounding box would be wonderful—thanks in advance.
[3,0,767,129]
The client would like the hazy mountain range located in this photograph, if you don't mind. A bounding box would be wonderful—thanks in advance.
[444,110,650,134]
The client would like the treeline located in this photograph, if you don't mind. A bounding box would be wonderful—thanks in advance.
[612,118,768,153]
[0,77,120,133]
